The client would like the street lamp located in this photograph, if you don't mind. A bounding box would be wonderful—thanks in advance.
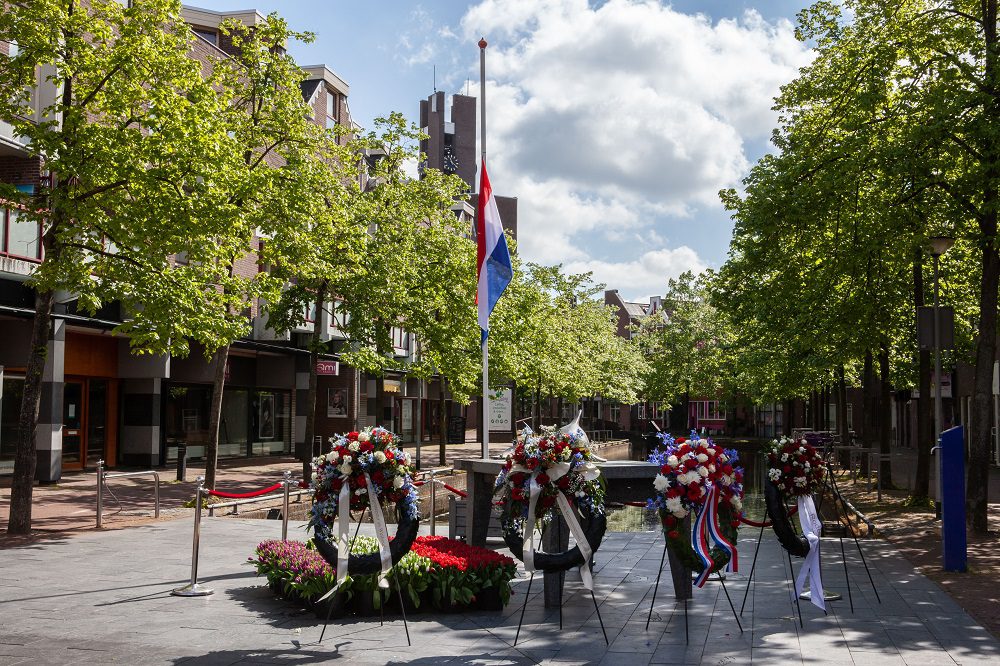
[930,235,953,519]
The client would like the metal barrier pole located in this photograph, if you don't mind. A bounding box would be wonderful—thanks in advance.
[172,477,214,597]
[429,470,437,536]
[153,472,160,519]
[96,459,104,528]
[282,470,291,541]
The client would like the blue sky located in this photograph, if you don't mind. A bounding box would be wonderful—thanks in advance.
[191,0,814,300]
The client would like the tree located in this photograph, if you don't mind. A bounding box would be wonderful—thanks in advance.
[195,14,345,489]
[635,271,735,431]
[0,0,251,533]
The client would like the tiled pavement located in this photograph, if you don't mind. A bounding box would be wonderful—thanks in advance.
[1,518,997,665]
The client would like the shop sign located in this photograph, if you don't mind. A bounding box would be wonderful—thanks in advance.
[316,360,340,376]
[383,378,401,393]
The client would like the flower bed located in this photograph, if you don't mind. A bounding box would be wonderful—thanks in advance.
[250,535,517,616]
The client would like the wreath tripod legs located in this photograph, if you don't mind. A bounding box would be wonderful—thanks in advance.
[828,472,881,605]
[513,572,535,647]
[716,574,743,633]
[739,522,766,616]
[786,549,804,628]
[645,540,669,631]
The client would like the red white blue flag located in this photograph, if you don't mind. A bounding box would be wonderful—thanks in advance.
[476,159,513,342]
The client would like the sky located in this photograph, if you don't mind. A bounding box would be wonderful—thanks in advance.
[191,0,815,301]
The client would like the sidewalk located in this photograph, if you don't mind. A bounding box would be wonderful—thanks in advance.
[2,518,998,664]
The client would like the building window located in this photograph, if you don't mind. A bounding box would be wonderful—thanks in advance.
[325,91,338,129]
[304,301,317,323]
[2,207,42,261]
[611,403,621,423]
[193,28,217,46]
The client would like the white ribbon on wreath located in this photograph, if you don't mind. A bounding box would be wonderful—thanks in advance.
[794,494,825,611]
[515,460,601,591]
[319,472,394,601]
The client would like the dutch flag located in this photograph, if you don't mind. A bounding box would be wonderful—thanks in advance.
[476,159,513,342]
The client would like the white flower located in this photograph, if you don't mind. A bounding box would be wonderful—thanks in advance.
[653,475,670,492]
[794,476,807,487]
[719,453,728,462]
[731,496,743,511]
[706,448,716,456]
[768,468,781,482]
[374,451,387,464]
[803,462,810,470]
[356,487,367,495]
[696,453,709,463]
[392,476,404,489]
[721,475,733,486]
[339,462,352,475]
[329,450,340,463]
[665,497,684,514]
[358,432,370,443]
[667,455,679,467]
[708,464,716,473]
[311,472,318,482]
[348,441,360,452]
[575,490,585,497]
[780,453,789,462]
[799,446,806,454]
[697,466,709,478]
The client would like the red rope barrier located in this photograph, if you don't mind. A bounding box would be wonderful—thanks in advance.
[441,483,467,498]
[624,501,647,508]
[738,506,798,528]
[206,482,283,499]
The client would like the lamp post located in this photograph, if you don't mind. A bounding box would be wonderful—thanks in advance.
[930,235,953,519]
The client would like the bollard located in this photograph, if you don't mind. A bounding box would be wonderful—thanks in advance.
[176,443,188,482]
[429,470,437,536]
[96,459,104,528]
[171,477,214,597]
[281,470,291,541]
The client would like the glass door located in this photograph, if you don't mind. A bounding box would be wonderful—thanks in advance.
[62,380,85,470]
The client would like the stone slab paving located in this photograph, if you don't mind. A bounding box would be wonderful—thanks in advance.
[1,518,998,665]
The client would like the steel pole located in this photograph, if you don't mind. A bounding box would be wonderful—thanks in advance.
[933,253,943,518]
[282,471,291,541]
[429,470,437,536]
[96,459,104,528]
[171,477,214,596]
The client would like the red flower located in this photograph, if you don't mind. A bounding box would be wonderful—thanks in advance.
[557,476,570,490]
[661,464,672,475]
[512,488,527,501]
[535,472,550,485]
[663,515,677,527]
[676,438,687,444]
[509,472,527,486]
[347,431,359,441]
[667,530,680,539]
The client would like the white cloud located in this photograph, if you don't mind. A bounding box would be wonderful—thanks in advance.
[565,246,708,302]
[457,0,812,289]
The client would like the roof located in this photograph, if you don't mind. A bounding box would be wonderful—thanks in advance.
[623,302,648,319]
[300,65,350,97]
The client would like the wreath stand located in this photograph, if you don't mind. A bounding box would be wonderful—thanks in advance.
[644,518,743,644]
[314,504,414,646]
[738,476,881,628]
[509,511,609,647]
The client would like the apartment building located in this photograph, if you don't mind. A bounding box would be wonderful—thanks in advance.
[0,5,368,481]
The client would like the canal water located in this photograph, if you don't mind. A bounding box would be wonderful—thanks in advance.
[599,437,768,532]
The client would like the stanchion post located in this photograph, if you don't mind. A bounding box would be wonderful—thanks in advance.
[172,476,214,597]
[429,470,437,536]
[96,459,104,528]
[282,470,291,541]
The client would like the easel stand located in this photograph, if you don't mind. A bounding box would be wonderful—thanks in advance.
[512,570,608,647]
[318,507,412,647]
[644,540,743,644]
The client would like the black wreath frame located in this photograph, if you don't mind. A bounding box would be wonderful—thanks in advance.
[763,479,810,558]
[502,499,607,572]
[313,504,421,575]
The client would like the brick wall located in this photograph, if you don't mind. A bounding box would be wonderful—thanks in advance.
[0,156,41,188]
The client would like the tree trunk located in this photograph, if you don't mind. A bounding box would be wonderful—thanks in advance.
[439,378,448,465]
[914,249,933,500]
[683,386,690,433]
[6,288,56,534]
[862,350,875,447]
[301,283,326,482]
[968,0,1000,535]
[878,344,893,488]
[533,379,541,431]
[838,366,849,466]
[784,398,794,436]
[205,343,230,490]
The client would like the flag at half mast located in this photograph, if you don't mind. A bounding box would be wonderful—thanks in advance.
[476,158,513,342]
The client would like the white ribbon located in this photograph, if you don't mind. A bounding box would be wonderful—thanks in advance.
[520,462,598,591]
[794,494,825,611]
[363,472,393,589]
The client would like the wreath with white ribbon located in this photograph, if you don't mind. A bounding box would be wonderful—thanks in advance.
[308,427,420,597]
[647,433,744,587]
[494,418,606,589]
[764,437,829,610]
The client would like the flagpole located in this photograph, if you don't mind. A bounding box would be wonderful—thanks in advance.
[479,36,489,460]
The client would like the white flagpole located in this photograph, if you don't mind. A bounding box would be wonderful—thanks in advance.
[479,37,489,460]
